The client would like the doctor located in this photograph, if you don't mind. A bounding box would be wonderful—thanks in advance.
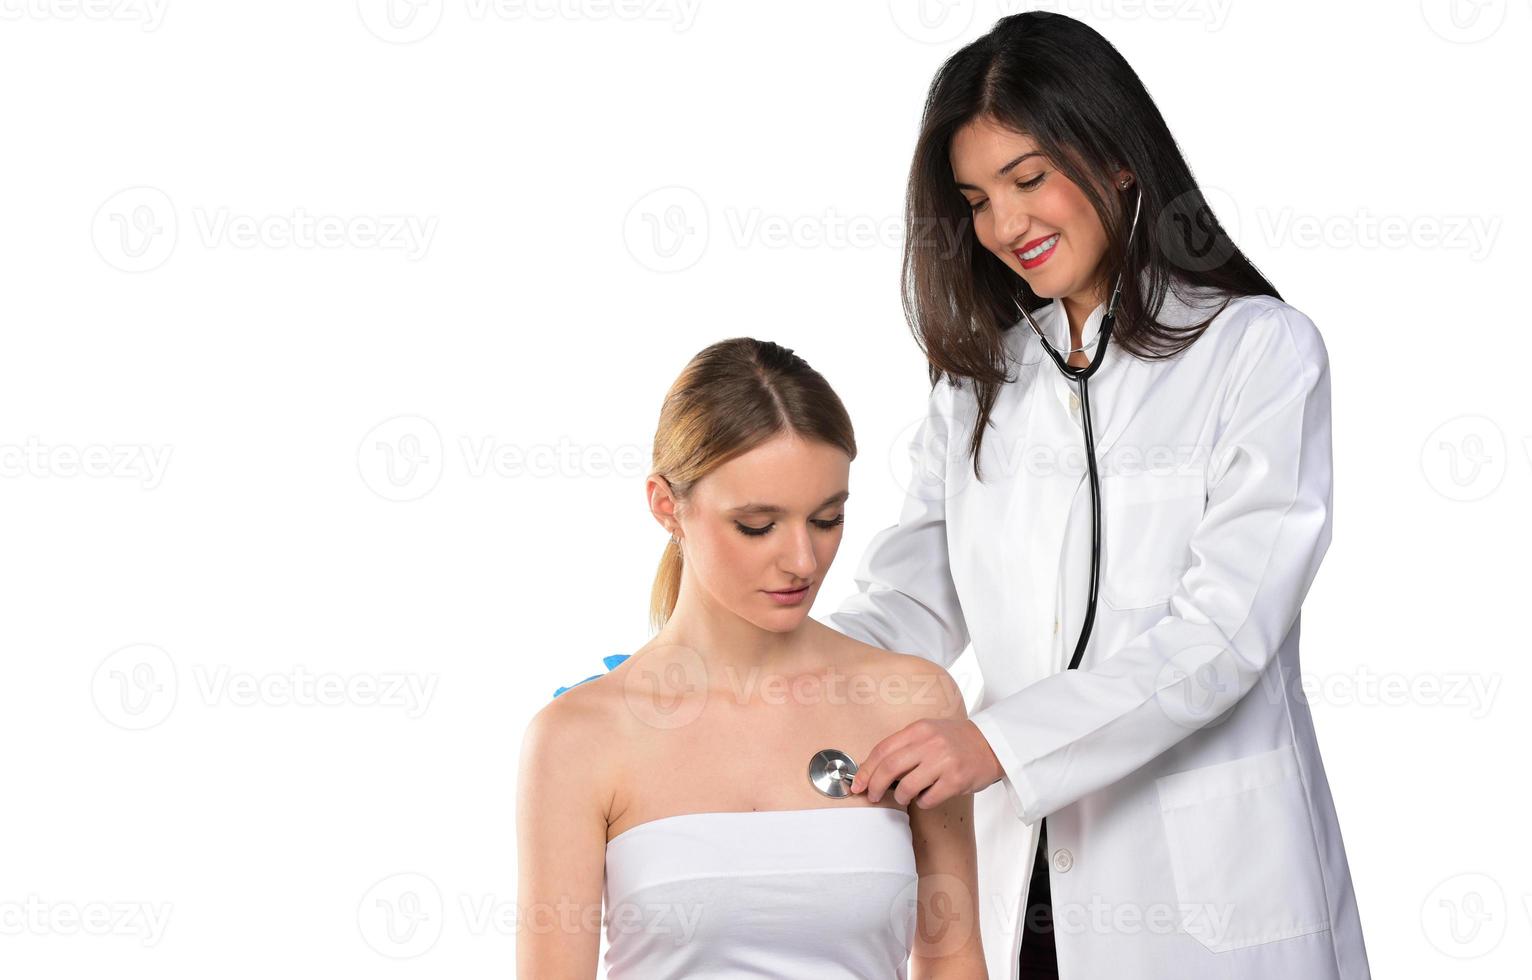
[825,12,1371,980]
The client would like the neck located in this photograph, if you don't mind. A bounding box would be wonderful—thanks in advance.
[1061,284,1108,347]
[642,576,831,690]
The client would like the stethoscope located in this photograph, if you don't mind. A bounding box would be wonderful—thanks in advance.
[806,187,1145,797]
[1015,184,1143,673]
[808,748,896,798]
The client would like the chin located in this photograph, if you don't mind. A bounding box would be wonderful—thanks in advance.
[1015,262,1079,301]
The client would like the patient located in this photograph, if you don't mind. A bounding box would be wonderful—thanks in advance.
[516,338,987,979]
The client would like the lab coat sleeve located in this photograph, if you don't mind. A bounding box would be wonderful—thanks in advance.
[968,304,1334,825]
[823,377,971,671]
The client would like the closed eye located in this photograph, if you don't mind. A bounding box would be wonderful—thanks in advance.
[735,515,845,537]
[965,173,1046,212]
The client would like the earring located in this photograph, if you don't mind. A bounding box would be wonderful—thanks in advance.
[1118,176,1133,189]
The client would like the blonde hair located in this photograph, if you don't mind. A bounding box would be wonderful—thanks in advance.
[648,338,856,632]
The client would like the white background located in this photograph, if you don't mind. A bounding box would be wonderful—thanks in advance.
[2,1,1528,977]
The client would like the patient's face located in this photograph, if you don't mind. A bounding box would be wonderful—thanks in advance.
[679,432,850,631]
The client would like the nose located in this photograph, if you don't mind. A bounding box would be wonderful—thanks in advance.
[989,196,1032,252]
[779,527,819,581]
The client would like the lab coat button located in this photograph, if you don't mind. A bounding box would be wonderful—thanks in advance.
[1068,392,1080,411]
[1052,847,1073,873]
[1052,618,1060,635]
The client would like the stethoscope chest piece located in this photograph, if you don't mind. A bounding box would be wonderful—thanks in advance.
[808,748,857,798]
[808,748,899,798]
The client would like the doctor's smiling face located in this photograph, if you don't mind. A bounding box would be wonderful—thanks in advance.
[950,115,1123,310]
[649,431,849,633]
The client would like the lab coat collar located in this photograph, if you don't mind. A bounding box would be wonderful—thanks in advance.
[1006,266,1149,367]
[1004,267,1224,366]
[1003,269,1230,459]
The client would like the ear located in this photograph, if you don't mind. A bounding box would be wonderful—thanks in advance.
[646,474,680,534]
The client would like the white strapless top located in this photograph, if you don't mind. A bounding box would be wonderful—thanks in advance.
[602,806,917,979]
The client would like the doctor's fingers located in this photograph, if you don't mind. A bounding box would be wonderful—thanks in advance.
[851,719,943,796]
[864,744,929,802]
[849,724,921,794]
[891,762,946,809]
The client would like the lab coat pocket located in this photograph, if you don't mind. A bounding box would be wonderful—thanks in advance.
[1101,470,1203,609]
[1155,744,1332,952]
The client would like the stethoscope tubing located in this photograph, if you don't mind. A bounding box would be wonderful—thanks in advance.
[1016,186,1141,671]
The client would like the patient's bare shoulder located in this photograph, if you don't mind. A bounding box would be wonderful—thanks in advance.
[521,669,637,822]
[822,628,969,724]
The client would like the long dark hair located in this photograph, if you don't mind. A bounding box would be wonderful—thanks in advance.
[905,10,1279,480]
[648,338,856,632]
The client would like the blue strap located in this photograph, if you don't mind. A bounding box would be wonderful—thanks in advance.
[552,653,631,698]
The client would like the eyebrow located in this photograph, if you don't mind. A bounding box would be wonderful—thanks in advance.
[954,151,1043,191]
[727,490,849,516]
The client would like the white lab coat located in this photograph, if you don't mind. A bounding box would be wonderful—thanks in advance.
[826,276,1371,980]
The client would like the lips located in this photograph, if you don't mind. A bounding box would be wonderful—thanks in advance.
[1014,232,1060,270]
[767,585,810,595]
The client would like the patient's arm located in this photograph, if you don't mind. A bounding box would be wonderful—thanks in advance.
[516,689,611,979]
[904,665,989,980]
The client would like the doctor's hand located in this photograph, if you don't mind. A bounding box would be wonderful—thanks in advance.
[847,719,1004,809]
